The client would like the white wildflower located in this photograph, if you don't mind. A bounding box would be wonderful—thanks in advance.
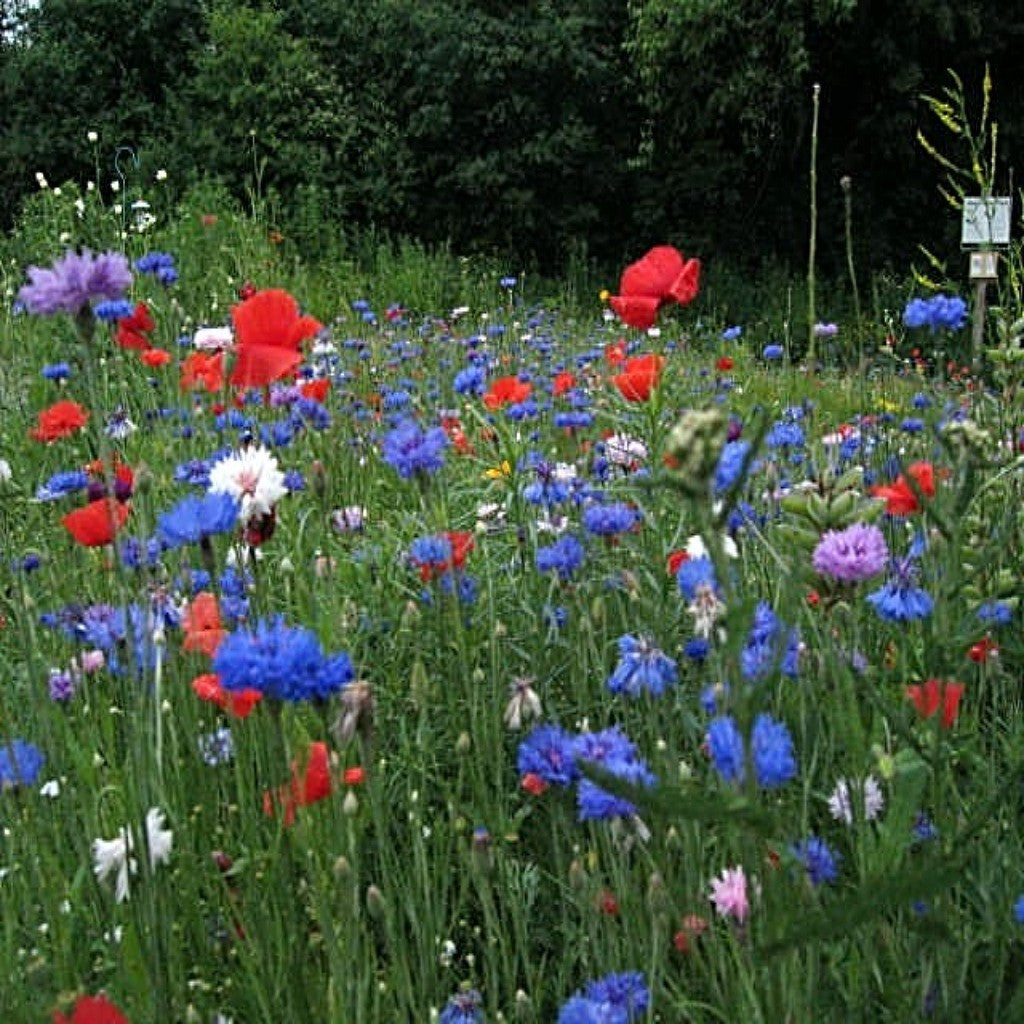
[208,445,288,529]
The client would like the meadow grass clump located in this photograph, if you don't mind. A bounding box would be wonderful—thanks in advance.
[1,186,1024,1024]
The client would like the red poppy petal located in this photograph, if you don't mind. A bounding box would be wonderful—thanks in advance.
[301,742,332,804]
[229,345,303,389]
[231,289,302,350]
[609,295,659,330]
[62,499,129,547]
[668,258,701,306]
[619,245,684,298]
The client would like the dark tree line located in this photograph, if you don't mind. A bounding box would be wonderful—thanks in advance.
[1,0,1022,275]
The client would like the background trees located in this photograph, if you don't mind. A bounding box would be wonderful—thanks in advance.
[1,0,1021,275]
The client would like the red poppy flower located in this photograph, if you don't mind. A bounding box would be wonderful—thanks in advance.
[62,498,129,547]
[182,592,226,657]
[116,301,155,350]
[716,356,734,372]
[552,371,576,396]
[906,678,964,729]
[180,351,225,393]
[483,375,532,410]
[343,766,366,786]
[608,245,701,329]
[872,461,935,515]
[53,993,129,1024]
[263,741,333,826]
[673,914,708,954]
[192,673,262,718]
[229,289,322,389]
[612,353,665,402]
[441,415,473,455]
[300,377,330,403]
[596,888,619,916]
[30,400,89,442]
[140,347,171,368]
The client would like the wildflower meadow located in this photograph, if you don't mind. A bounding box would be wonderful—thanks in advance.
[3,165,1024,1024]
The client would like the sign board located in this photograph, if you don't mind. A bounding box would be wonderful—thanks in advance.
[969,250,999,281]
[961,196,1012,247]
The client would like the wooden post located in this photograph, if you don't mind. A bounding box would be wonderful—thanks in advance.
[972,277,988,375]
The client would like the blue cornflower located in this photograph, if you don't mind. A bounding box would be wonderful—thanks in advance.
[517,724,579,786]
[606,634,678,698]
[157,492,239,548]
[766,420,805,448]
[685,637,710,662]
[1014,895,1024,925]
[439,989,486,1024]
[453,364,486,396]
[536,535,585,581]
[708,713,796,788]
[721,325,743,341]
[381,417,448,479]
[707,717,745,783]
[903,294,967,332]
[714,440,750,494]
[676,556,717,602]
[582,502,640,537]
[213,617,354,702]
[409,534,452,572]
[0,739,44,788]
[36,469,89,501]
[741,603,801,681]
[135,251,177,278]
[559,971,649,1023]
[762,344,784,360]
[867,555,933,622]
[978,601,1012,626]
[791,835,842,887]
[554,411,594,429]
[912,812,939,844]
[574,726,655,821]
[41,361,71,381]
[901,417,925,433]
[522,456,571,506]
[751,713,797,787]
[94,298,135,321]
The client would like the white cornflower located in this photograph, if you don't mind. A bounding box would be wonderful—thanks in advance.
[144,807,174,869]
[208,445,288,528]
[827,775,884,826]
[193,326,233,350]
[503,676,542,731]
[604,433,647,468]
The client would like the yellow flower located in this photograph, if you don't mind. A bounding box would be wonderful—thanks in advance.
[599,288,610,302]
[483,460,512,480]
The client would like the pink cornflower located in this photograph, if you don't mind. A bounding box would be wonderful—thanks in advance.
[709,864,749,923]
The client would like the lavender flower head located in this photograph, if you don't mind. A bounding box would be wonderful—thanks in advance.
[17,249,132,316]
[812,523,889,583]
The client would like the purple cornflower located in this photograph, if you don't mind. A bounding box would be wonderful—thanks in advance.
[606,634,677,698]
[536,534,585,581]
[48,668,78,703]
[213,617,354,702]
[17,249,132,315]
[812,523,889,583]
[791,834,841,886]
[381,417,448,479]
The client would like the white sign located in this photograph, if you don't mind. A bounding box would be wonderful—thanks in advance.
[969,250,999,281]
[961,197,1012,247]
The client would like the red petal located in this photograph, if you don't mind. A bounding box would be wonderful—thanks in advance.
[619,245,684,298]
[62,499,129,547]
[66,993,130,1024]
[668,258,701,305]
[300,742,332,804]
[608,295,659,330]
[229,345,303,388]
